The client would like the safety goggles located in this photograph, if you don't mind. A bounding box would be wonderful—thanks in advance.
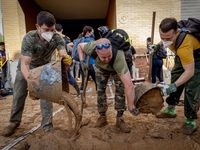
[96,43,110,50]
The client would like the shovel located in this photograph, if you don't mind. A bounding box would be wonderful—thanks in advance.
[81,55,90,114]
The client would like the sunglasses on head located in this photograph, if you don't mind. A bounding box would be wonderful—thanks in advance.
[96,43,111,50]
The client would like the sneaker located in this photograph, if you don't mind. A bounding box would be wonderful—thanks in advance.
[179,120,197,135]
[160,81,165,85]
[116,117,131,133]
[95,116,108,127]
[156,107,177,118]
[3,123,20,137]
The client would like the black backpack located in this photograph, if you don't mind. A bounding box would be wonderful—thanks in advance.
[175,18,200,52]
[156,47,167,59]
[91,29,131,68]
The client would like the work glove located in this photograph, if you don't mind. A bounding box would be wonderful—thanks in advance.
[147,44,160,54]
[80,60,89,74]
[62,54,72,66]
[157,83,177,96]
[129,108,140,116]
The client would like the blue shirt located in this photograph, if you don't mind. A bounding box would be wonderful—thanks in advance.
[84,37,95,64]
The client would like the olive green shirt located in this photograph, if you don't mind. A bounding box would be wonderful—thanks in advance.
[19,30,65,68]
[83,41,128,77]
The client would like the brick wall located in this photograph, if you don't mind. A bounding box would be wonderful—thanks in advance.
[1,0,26,60]
[116,0,181,54]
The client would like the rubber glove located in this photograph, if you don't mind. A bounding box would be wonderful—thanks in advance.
[148,44,160,54]
[129,108,140,116]
[62,54,72,66]
[157,83,177,96]
[80,60,89,74]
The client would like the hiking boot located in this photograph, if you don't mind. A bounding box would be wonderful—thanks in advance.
[179,120,197,135]
[72,83,80,96]
[156,107,177,118]
[116,117,131,133]
[3,123,20,137]
[95,116,108,127]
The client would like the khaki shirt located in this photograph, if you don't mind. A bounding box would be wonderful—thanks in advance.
[83,41,128,77]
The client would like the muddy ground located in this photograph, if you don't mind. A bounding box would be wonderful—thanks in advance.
[0,80,200,150]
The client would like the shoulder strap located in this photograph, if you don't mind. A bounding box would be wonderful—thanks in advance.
[110,48,118,68]
[91,49,98,59]
[175,31,187,51]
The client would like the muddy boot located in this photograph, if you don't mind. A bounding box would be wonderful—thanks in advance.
[179,119,197,135]
[3,123,20,137]
[116,117,131,133]
[72,83,80,96]
[156,107,177,118]
[95,113,108,127]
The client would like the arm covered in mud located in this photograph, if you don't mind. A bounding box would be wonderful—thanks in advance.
[120,72,140,116]
[21,54,32,81]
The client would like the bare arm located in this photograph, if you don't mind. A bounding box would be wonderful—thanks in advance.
[78,43,87,61]
[67,42,74,51]
[120,71,135,110]
[174,61,194,87]
[21,55,32,81]
[58,49,68,57]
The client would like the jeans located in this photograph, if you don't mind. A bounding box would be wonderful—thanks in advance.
[152,58,164,83]
[70,59,79,79]
[80,64,97,91]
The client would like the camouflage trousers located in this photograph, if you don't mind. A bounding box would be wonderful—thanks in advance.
[95,66,126,114]
[166,56,200,119]
[10,64,53,132]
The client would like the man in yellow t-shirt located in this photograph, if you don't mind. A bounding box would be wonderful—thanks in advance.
[155,18,200,135]
[78,38,139,133]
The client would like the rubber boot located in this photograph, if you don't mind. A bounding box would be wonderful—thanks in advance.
[116,117,131,133]
[95,113,108,127]
[3,123,20,137]
[72,83,80,96]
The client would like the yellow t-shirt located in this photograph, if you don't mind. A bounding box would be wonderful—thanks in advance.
[169,33,200,65]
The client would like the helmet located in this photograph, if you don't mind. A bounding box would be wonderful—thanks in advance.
[98,26,109,38]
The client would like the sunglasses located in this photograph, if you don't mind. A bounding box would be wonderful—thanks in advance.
[96,43,111,50]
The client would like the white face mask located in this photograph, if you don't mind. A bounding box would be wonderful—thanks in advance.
[41,32,54,42]
[162,34,177,48]
[39,27,54,42]
[162,40,173,48]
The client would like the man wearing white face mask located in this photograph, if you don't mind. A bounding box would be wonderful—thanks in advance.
[2,11,72,137]
[153,18,200,135]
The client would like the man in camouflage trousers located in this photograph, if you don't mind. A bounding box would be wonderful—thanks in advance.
[78,38,139,133]
[3,11,72,137]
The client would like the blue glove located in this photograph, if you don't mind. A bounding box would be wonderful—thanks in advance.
[157,83,177,96]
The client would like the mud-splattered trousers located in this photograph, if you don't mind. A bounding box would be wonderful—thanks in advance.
[166,55,200,119]
[10,64,53,132]
[95,66,127,113]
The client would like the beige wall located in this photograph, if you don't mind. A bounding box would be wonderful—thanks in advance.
[116,0,181,54]
[1,0,26,60]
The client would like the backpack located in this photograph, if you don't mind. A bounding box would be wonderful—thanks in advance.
[72,37,85,61]
[175,18,200,51]
[124,48,133,62]
[156,47,167,59]
[91,29,131,68]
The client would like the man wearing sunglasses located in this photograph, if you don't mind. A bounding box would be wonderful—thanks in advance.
[78,38,139,133]
[3,11,72,137]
